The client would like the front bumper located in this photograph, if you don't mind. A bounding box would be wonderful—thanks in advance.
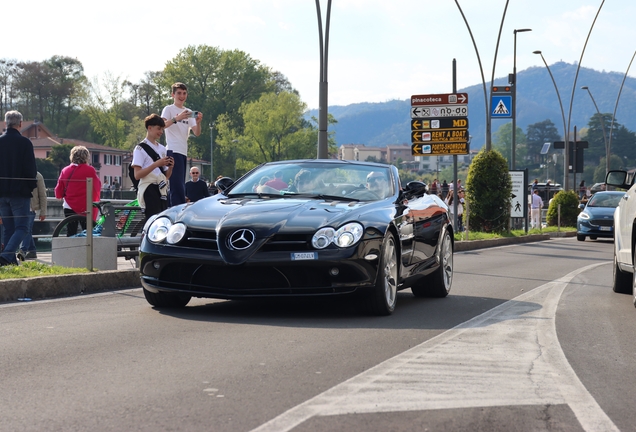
[139,239,383,299]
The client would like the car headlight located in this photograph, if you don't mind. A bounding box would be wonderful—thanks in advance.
[147,217,172,243]
[335,223,364,247]
[578,212,590,220]
[312,227,336,249]
[166,223,187,244]
[312,223,364,249]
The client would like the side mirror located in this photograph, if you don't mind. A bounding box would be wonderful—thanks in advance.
[214,177,235,193]
[606,170,630,190]
[403,181,427,197]
[578,203,585,210]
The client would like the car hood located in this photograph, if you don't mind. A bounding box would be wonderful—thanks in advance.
[174,196,377,264]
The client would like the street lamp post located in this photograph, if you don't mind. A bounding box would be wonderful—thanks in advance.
[533,51,567,189]
[511,28,532,169]
[608,50,636,178]
[315,0,332,159]
[209,123,214,182]
[580,86,609,176]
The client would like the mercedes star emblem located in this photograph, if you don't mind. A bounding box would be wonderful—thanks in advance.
[228,229,256,250]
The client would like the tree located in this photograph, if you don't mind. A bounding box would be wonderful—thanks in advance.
[465,149,512,233]
[0,58,17,116]
[160,45,278,162]
[493,122,527,167]
[10,56,87,134]
[44,56,87,132]
[215,91,317,174]
[525,119,561,165]
[36,158,60,188]
[82,73,129,148]
[47,144,74,173]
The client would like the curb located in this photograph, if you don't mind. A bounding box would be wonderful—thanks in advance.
[0,231,576,303]
[0,268,140,303]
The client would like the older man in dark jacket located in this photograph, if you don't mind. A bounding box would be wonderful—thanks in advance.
[0,111,37,265]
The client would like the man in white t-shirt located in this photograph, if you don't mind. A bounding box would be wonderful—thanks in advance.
[131,114,174,222]
[161,82,203,206]
[530,189,544,230]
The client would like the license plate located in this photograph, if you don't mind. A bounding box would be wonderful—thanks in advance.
[291,252,317,261]
[600,226,612,231]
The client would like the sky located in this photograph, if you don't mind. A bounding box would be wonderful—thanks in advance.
[5,0,635,111]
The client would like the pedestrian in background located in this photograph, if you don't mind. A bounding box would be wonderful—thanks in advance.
[19,171,47,260]
[0,110,37,266]
[54,146,101,236]
[185,166,209,203]
[530,189,544,230]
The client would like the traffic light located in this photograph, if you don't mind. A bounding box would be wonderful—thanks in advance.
[492,85,512,93]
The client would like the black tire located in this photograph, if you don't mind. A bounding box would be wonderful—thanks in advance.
[576,234,586,241]
[411,229,453,298]
[143,287,191,308]
[613,251,632,294]
[52,214,87,237]
[367,233,398,316]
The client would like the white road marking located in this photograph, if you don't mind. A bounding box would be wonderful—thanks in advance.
[251,262,619,432]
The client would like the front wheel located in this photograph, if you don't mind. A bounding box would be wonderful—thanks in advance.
[411,229,453,298]
[367,233,398,316]
[143,288,191,308]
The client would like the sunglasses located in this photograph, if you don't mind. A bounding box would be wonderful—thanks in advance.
[191,172,200,174]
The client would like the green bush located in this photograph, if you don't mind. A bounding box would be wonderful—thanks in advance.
[465,149,512,233]
[546,190,580,227]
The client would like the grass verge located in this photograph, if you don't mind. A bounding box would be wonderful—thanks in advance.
[0,261,89,280]
[455,226,576,241]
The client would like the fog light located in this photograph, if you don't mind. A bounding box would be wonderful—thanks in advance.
[153,261,161,269]
[329,267,339,276]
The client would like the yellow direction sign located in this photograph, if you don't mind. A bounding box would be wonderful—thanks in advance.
[412,142,470,156]
[412,128,468,143]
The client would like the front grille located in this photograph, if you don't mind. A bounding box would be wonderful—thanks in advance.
[260,234,313,252]
[591,219,613,227]
[182,229,218,250]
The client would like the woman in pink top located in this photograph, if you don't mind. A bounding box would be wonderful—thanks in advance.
[54,146,101,236]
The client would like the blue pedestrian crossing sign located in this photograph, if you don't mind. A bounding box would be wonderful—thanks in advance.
[491,95,512,118]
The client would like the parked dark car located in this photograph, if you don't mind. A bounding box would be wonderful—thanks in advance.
[138,159,454,315]
[576,191,624,241]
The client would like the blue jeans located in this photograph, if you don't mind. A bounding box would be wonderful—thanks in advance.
[0,197,31,264]
[169,153,187,206]
[20,211,37,253]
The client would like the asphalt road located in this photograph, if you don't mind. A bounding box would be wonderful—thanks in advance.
[1,237,633,432]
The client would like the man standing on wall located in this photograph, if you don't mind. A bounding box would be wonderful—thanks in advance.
[0,111,37,266]
[161,82,203,206]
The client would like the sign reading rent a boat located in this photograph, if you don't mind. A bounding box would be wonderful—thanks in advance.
[412,129,468,142]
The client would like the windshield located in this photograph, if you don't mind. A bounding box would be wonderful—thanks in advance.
[587,193,623,208]
[228,162,394,201]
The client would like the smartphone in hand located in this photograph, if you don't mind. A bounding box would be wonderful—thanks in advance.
[166,150,173,158]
